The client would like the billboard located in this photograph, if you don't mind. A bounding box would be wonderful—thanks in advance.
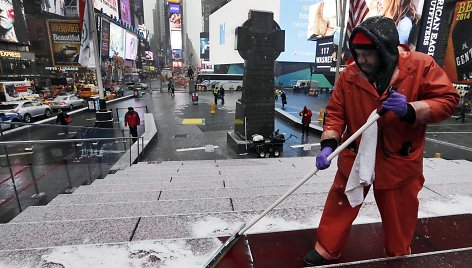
[171,30,182,50]
[120,0,131,25]
[109,23,125,58]
[41,0,65,16]
[314,36,335,73]
[0,0,29,44]
[416,0,448,61]
[172,49,183,60]
[307,0,425,49]
[209,0,280,65]
[200,32,209,61]
[169,8,182,30]
[94,0,119,19]
[277,0,318,62]
[124,31,138,60]
[47,20,81,66]
[101,19,110,58]
[145,51,153,60]
[443,0,472,84]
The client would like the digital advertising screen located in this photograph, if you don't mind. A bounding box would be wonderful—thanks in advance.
[277,0,319,62]
[145,51,153,60]
[443,0,472,84]
[209,0,280,65]
[0,0,29,44]
[101,19,110,58]
[307,0,425,49]
[41,0,65,16]
[169,3,180,14]
[124,31,138,60]
[200,32,210,61]
[94,0,119,19]
[169,10,182,30]
[47,20,81,66]
[109,23,125,58]
[172,49,183,60]
[171,30,182,50]
[120,0,131,25]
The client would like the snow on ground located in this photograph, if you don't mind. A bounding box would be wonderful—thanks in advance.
[0,239,221,268]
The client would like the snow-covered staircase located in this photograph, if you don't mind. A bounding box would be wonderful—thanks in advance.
[0,157,471,267]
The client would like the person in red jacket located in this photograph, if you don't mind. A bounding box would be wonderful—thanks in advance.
[299,106,313,135]
[304,16,459,266]
[124,107,140,142]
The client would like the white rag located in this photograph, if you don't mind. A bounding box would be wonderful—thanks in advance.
[345,110,378,207]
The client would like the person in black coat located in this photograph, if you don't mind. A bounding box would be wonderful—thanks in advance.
[281,91,287,109]
[56,109,70,135]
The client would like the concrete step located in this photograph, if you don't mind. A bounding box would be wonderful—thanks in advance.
[75,180,224,191]
[10,198,232,223]
[3,193,466,252]
[0,217,138,251]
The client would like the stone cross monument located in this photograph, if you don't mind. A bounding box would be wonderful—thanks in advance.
[232,10,285,143]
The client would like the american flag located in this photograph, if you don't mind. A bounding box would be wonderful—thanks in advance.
[346,0,370,40]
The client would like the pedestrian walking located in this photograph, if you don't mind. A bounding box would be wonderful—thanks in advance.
[124,107,140,143]
[275,88,279,101]
[56,109,71,136]
[187,66,194,79]
[304,16,459,266]
[299,106,312,135]
[280,90,287,109]
[219,86,225,105]
[212,85,219,106]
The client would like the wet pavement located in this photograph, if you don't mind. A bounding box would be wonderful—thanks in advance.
[111,80,472,162]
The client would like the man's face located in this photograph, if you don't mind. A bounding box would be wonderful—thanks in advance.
[354,49,380,75]
[0,1,14,31]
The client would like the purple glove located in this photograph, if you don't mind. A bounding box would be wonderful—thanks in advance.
[316,147,333,170]
[381,91,408,117]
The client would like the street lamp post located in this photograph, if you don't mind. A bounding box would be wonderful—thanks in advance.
[86,0,113,127]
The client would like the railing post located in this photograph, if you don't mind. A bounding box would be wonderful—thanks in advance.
[98,154,103,179]
[121,129,127,151]
[129,138,132,167]
[137,137,140,162]
[63,158,76,194]
[86,157,93,184]
[27,151,45,199]
[4,146,22,212]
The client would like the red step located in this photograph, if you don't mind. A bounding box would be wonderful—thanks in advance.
[216,214,472,267]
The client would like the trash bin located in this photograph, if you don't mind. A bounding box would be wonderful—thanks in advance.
[192,92,198,105]
[133,88,142,98]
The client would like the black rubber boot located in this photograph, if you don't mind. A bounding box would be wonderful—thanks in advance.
[304,249,327,266]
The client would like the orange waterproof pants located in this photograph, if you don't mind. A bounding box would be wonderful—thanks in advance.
[316,173,424,258]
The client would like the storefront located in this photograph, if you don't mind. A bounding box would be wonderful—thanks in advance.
[0,50,36,80]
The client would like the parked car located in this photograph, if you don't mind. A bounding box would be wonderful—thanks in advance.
[106,85,124,97]
[128,82,149,90]
[48,95,86,110]
[0,100,52,123]
[0,112,22,130]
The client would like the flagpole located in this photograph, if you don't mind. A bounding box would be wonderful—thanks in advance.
[334,0,348,82]
[86,0,106,110]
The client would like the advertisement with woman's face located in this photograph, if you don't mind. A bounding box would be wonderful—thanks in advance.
[0,0,28,44]
[307,0,424,48]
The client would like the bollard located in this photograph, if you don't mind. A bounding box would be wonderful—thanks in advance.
[318,108,324,122]
[434,152,441,158]
[211,103,216,114]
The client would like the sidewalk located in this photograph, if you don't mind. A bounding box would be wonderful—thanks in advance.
[77,80,472,162]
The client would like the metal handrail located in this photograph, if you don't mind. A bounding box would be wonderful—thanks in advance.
[0,136,135,146]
